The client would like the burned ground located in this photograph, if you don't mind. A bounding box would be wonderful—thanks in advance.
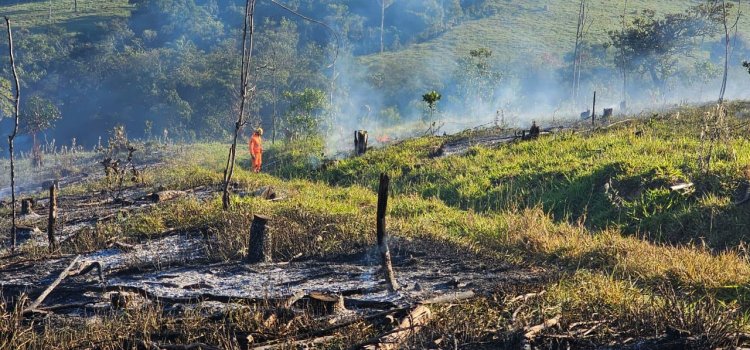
[3,107,750,349]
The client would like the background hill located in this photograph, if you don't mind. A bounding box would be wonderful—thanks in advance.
[0,0,748,151]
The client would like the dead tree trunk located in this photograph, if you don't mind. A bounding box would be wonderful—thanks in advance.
[247,214,272,263]
[380,0,386,53]
[591,91,597,127]
[719,0,731,103]
[222,0,257,211]
[5,17,20,250]
[47,184,57,251]
[571,0,585,102]
[377,173,399,292]
[354,130,368,156]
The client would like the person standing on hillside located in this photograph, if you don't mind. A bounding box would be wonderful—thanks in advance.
[249,128,263,173]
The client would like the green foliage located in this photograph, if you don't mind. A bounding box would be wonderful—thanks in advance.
[421,90,441,121]
[607,4,725,90]
[314,103,750,247]
[0,78,13,119]
[19,95,61,135]
[456,48,502,111]
[282,88,328,140]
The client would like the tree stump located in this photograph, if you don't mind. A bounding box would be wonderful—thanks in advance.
[47,185,57,251]
[354,130,368,156]
[247,214,272,263]
[20,198,35,215]
[308,292,347,316]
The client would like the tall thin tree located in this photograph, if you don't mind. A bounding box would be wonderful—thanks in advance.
[719,0,730,102]
[222,0,257,210]
[571,0,586,103]
[5,17,20,250]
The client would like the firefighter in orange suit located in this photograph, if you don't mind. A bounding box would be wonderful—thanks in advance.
[249,128,263,173]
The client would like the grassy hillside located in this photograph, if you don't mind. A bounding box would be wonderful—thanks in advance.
[0,0,133,29]
[273,102,750,248]
[360,0,749,109]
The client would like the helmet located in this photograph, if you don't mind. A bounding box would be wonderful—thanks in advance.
[255,127,264,136]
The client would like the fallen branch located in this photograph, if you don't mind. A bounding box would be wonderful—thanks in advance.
[419,290,475,305]
[510,290,546,304]
[250,307,411,349]
[362,305,432,350]
[249,335,337,350]
[24,255,81,312]
[524,315,561,339]
[138,340,220,350]
[71,261,105,282]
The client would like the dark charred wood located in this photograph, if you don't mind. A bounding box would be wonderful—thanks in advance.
[47,185,58,252]
[247,214,272,263]
[20,198,35,215]
[377,173,399,292]
[355,130,368,156]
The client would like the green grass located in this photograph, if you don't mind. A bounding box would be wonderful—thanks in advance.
[311,102,750,247]
[0,0,133,29]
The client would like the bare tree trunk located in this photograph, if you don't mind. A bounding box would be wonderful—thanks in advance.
[380,0,386,53]
[377,173,399,292]
[222,0,257,211]
[5,17,20,251]
[572,0,585,103]
[621,0,628,107]
[48,184,58,252]
[719,0,730,103]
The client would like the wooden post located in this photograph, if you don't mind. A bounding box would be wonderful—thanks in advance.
[248,214,272,263]
[47,184,57,251]
[591,91,597,127]
[377,173,399,292]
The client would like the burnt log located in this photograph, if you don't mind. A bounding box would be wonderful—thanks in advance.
[247,214,272,263]
[377,173,399,292]
[150,190,186,203]
[47,185,57,251]
[20,198,35,215]
[354,130,368,156]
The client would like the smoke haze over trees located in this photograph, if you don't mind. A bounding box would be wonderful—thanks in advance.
[0,0,748,151]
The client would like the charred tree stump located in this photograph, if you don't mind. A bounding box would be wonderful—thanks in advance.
[308,292,347,316]
[247,214,272,263]
[20,198,35,215]
[47,185,57,251]
[354,130,368,156]
[377,173,399,292]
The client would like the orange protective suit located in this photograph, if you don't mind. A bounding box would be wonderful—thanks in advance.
[249,133,262,173]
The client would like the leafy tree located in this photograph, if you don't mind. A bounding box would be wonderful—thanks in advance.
[456,48,501,114]
[20,96,61,167]
[422,90,441,122]
[282,88,328,140]
[608,4,725,93]
[256,18,301,143]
